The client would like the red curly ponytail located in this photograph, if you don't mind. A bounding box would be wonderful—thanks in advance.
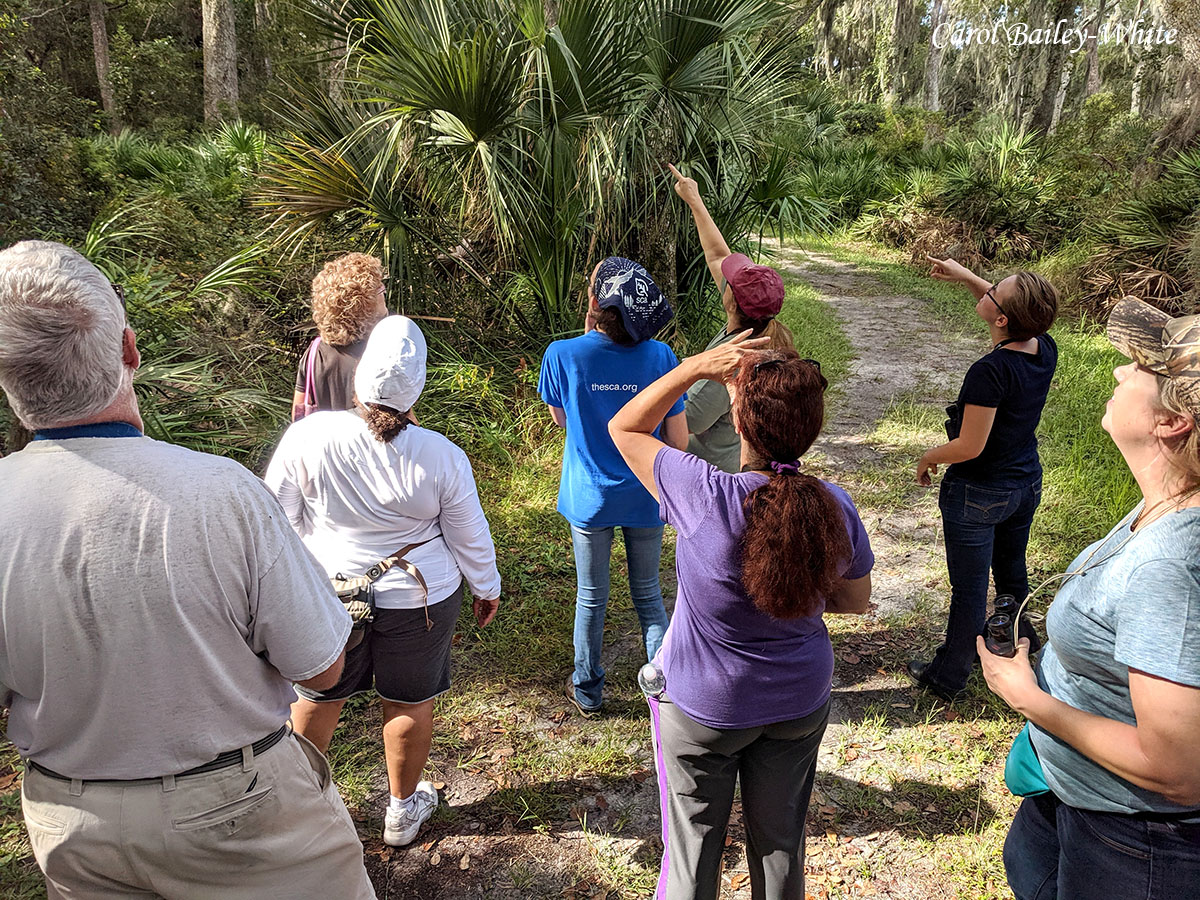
[735,351,851,619]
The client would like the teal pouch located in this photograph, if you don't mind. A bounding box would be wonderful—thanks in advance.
[1004,722,1050,797]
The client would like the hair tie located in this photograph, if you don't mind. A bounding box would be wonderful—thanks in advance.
[769,460,800,475]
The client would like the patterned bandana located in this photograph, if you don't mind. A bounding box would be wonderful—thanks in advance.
[592,257,673,343]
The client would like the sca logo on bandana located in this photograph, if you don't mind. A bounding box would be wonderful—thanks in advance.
[600,266,657,314]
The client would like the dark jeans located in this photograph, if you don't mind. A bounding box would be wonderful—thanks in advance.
[926,476,1042,692]
[1005,792,1200,899]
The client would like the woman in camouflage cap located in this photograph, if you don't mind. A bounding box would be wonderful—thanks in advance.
[979,297,1200,899]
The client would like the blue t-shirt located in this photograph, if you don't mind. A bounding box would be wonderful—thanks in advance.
[946,334,1057,485]
[538,331,685,528]
[1033,503,1200,816]
[654,448,874,729]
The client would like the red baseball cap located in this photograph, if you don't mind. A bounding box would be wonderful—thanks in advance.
[720,253,784,319]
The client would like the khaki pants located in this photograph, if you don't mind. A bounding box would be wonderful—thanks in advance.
[21,731,376,900]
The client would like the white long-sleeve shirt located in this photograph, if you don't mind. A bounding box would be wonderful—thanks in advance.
[264,411,501,608]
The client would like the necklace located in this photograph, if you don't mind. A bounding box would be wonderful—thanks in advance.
[1131,483,1200,531]
[1015,485,1200,629]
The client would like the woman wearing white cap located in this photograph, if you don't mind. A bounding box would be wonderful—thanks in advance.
[266,315,501,848]
[979,298,1200,898]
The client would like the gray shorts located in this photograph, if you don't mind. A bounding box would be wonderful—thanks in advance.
[296,583,463,704]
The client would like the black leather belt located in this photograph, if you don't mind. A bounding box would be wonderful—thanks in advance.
[27,724,290,783]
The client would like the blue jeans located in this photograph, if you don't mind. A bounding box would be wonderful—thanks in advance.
[926,476,1042,693]
[1005,792,1200,899]
[570,524,669,710]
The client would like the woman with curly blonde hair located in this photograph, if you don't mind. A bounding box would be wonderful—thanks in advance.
[291,252,389,420]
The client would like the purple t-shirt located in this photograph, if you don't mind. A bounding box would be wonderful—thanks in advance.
[654,447,874,729]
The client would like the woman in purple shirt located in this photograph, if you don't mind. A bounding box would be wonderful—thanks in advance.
[610,333,874,900]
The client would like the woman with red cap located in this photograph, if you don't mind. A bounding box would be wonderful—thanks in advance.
[669,163,795,473]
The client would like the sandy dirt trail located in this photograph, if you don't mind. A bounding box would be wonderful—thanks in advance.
[370,249,996,900]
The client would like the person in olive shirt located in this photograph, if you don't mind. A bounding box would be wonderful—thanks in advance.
[668,163,795,472]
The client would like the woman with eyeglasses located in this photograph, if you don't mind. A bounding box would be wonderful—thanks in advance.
[908,256,1059,702]
[979,298,1200,899]
[610,336,874,900]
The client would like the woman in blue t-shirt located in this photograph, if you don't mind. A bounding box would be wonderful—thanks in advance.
[610,336,874,900]
[909,256,1059,700]
[979,298,1200,900]
[538,258,687,716]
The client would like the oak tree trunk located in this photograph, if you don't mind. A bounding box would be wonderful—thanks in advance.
[88,0,120,134]
[1030,0,1075,133]
[1050,55,1072,133]
[923,0,946,111]
[202,0,239,122]
[255,0,271,82]
[1085,0,1107,96]
[1130,57,1147,116]
[885,0,917,104]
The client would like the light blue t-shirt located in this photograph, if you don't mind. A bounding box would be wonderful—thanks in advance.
[538,330,685,528]
[1032,503,1200,816]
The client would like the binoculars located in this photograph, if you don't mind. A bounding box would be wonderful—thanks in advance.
[984,594,1019,658]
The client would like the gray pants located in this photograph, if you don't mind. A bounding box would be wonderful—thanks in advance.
[649,696,830,900]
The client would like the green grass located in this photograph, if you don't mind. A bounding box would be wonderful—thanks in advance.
[776,277,856,395]
[0,233,1137,900]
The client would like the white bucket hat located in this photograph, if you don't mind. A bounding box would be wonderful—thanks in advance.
[354,315,427,413]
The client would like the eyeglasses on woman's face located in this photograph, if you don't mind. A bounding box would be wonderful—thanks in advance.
[983,284,1007,317]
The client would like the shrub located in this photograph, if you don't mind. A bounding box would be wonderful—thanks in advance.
[839,101,886,136]
[1081,146,1200,316]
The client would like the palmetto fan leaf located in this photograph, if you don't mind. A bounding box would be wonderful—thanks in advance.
[532,0,641,130]
[261,0,801,338]
[258,86,448,280]
[316,0,526,146]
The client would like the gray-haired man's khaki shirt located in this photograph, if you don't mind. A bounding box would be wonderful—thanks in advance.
[0,435,351,779]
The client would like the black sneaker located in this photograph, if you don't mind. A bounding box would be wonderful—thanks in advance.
[906,660,967,703]
[565,676,602,718]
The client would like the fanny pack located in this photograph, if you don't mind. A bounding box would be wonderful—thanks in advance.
[332,537,437,650]
[1004,722,1050,797]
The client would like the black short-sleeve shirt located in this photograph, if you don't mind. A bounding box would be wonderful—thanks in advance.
[294,338,367,413]
[945,333,1057,485]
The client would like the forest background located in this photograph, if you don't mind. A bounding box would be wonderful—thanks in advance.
[1,0,1198,460]
[1,0,1200,897]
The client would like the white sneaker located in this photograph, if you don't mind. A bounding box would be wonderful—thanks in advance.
[383,781,438,847]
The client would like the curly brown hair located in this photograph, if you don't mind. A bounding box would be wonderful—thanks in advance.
[311,253,385,346]
[734,350,851,619]
[361,402,410,443]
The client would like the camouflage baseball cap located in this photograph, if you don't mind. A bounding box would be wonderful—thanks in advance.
[1107,297,1200,419]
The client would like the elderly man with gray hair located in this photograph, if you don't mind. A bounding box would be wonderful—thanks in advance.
[0,241,376,899]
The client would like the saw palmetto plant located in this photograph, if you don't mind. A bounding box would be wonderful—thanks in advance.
[257,0,823,341]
